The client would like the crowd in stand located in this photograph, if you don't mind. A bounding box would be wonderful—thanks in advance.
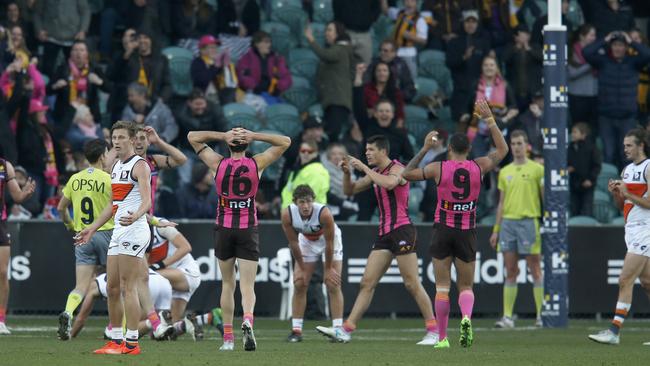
[2,0,650,225]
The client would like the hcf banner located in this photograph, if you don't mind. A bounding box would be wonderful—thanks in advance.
[542,27,569,327]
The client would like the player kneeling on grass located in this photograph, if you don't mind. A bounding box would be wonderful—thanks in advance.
[70,270,172,338]
[281,185,344,342]
[148,219,203,340]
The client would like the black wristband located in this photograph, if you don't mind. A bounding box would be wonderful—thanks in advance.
[149,260,166,271]
[196,144,210,155]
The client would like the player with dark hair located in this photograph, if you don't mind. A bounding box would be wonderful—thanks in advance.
[188,127,290,351]
[316,135,438,345]
[281,184,343,342]
[402,99,509,348]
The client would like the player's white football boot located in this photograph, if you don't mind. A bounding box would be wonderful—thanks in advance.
[316,326,351,343]
[588,329,620,345]
[219,341,234,351]
[494,316,515,329]
[416,331,440,345]
[242,319,257,351]
[0,322,10,335]
[535,316,543,328]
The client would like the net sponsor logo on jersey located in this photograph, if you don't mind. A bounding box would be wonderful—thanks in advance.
[219,196,254,209]
[549,85,568,108]
[550,169,568,191]
[440,199,477,212]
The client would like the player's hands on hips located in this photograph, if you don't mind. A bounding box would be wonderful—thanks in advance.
[489,232,498,249]
[119,211,138,226]
[423,130,439,150]
[324,267,341,287]
[74,228,95,246]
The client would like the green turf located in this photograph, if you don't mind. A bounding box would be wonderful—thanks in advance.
[2,316,650,365]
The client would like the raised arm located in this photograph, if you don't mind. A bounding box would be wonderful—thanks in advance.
[348,156,404,190]
[144,126,188,169]
[187,130,229,170]
[341,157,373,195]
[473,99,509,173]
[320,207,341,287]
[240,129,291,170]
[5,161,35,203]
[402,130,441,182]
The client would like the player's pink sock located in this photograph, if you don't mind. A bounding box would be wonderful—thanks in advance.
[147,310,161,330]
[435,293,450,340]
[243,312,254,327]
[0,307,6,323]
[223,323,234,342]
[343,320,356,333]
[458,290,475,319]
[107,323,112,331]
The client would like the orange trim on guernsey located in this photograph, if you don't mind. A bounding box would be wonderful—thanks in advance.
[623,183,648,220]
[148,241,169,264]
[304,230,324,241]
[112,183,134,202]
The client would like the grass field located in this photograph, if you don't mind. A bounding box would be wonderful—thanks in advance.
[2,316,650,365]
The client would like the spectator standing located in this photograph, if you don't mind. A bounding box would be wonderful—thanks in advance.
[122,82,179,144]
[590,0,635,38]
[170,0,216,45]
[236,31,292,105]
[568,24,598,131]
[421,0,468,50]
[321,143,359,221]
[305,21,354,142]
[191,34,238,105]
[568,122,602,217]
[446,9,491,122]
[2,3,34,55]
[584,31,650,167]
[2,24,30,69]
[281,141,330,208]
[176,161,218,219]
[512,91,544,158]
[333,0,381,65]
[389,0,429,80]
[364,39,416,103]
[49,41,111,137]
[629,28,650,125]
[65,105,103,152]
[502,25,542,111]
[33,0,90,77]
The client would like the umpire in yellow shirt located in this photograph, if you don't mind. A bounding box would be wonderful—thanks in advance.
[490,130,544,329]
[56,139,114,340]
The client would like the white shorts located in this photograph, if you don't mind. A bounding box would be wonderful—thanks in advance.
[149,273,172,310]
[172,268,201,302]
[298,228,343,263]
[625,222,650,257]
[108,224,151,258]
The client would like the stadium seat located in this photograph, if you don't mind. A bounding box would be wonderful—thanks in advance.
[162,47,194,97]
[308,104,324,119]
[593,196,616,224]
[310,22,327,47]
[277,247,293,320]
[265,103,300,120]
[268,114,303,137]
[282,86,319,114]
[405,104,429,120]
[313,0,333,23]
[225,114,263,131]
[261,22,295,57]
[270,0,302,11]
[414,77,439,100]
[371,15,395,56]
[596,163,620,193]
[405,105,434,141]
[409,187,423,216]
[418,50,446,65]
[289,48,318,66]
[479,214,497,225]
[291,75,312,89]
[593,189,611,203]
[271,6,309,47]
[223,103,257,118]
[418,61,453,95]
[568,215,601,226]
[609,216,625,226]
[289,57,319,83]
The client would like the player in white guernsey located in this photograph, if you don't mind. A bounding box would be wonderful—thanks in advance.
[280,185,343,342]
[148,219,203,340]
[589,129,650,345]
[76,121,152,355]
[70,270,172,338]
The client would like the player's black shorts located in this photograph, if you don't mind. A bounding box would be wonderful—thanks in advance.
[372,224,417,256]
[214,226,260,261]
[0,221,10,246]
[430,224,477,263]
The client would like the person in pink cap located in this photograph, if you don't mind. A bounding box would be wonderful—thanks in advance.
[191,34,238,105]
